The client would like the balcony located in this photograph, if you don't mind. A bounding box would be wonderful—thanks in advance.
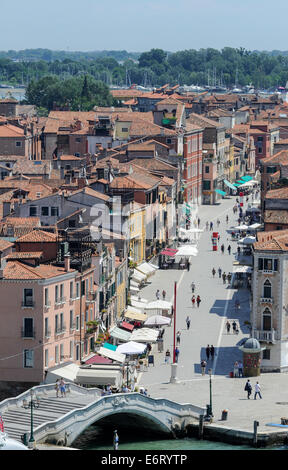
[21,300,35,308]
[55,297,66,306]
[253,329,276,343]
[260,297,273,304]
[44,301,51,309]
[86,291,97,303]
[55,324,66,335]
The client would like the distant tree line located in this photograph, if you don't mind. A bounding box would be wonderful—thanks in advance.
[25,75,116,114]
[2,47,288,113]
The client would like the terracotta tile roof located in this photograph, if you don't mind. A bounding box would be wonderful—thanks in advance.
[187,113,224,129]
[0,239,13,252]
[6,251,43,260]
[58,155,85,161]
[265,187,288,199]
[69,186,110,202]
[254,229,288,251]
[0,124,26,138]
[123,157,176,172]
[260,150,288,166]
[16,230,58,243]
[3,260,75,280]
[109,172,160,190]
[264,210,288,224]
[2,216,40,227]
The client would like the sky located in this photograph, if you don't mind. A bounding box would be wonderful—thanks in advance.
[0,0,287,53]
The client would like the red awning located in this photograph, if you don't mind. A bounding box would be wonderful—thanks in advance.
[120,321,134,331]
[160,249,178,256]
[84,354,112,365]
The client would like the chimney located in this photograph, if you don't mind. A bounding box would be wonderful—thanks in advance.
[64,254,70,272]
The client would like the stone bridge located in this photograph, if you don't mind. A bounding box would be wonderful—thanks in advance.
[0,384,206,447]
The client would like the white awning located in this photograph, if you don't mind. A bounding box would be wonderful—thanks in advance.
[144,300,173,311]
[144,315,171,326]
[136,262,157,277]
[45,363,80,384]
[124,309,147,322]
[98,347,126,364]
[132,269,146,281]
[131,300,148,309]
[234,224,249,231]
[109,326,132,342]
[75,367,123,387]
[248,223,262,230]
[174,245,198,257]
[131,295,148,303]
[130,327,160,343]
[232,265,253,273]
[238,236,256,245]
[116,341,147,355]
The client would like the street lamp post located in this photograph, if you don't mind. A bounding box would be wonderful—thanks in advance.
[22,390,40,448]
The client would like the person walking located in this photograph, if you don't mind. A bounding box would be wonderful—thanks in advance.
[222,272,226,284]
[244,379,252,399]
[162,290,166,300]
[210,221,213,231]
[191,295,196,307]
[232,320,237,334]
[197,217,200,227]
[175,347,180,363]
[196,295,201,308]
[206,221,209,231]
[210,345,215,361]
[226,320,231,334]
[218,267,222,278]
[113,430,119,450]
[191,282,195,293]
[212,267,216,278]
[187,260,190,272]
[254,381,262,400]
[238,360,243,377]
[176,331,181,345]
[201,359,207,375]
[233,361,239,378]
[186,316,191,330]
[55,379,60,398]
[217,218,220,227]
[228,244,231,255]
[60,377,66,398]
[165,349,171,364]
[206,345,210,361]
[226,214,229,224]
[156,289,160,300]
[227,272,232,285]
[221,244,225,254]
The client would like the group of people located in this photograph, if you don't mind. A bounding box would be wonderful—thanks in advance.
[190,282,201,308]
[226,320,239,334]
[55,377,66,398]
[156,289,166,300]
[244,379,262,400]
[233,360,243,377]
[212,267,232,285]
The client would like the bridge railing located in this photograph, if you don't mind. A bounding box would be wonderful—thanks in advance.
[31,392,206,446]
[0,383,102,415]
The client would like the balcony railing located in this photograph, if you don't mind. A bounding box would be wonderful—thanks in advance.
[253,329,276,343]
[44,301,51,308]
[260,297,273,304]
[21,328,36,339]
[55,297,66,305]
[21,300,35,308]
[55,324,66,335]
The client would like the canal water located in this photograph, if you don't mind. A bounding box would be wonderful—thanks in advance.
[73,425,285,451]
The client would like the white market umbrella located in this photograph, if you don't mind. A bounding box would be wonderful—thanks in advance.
[238,236,256,245]
[116,341,147,355]
[144,315,171,326]
[248,223,261,230]
[174,245,198,257]
[234,224,249,231]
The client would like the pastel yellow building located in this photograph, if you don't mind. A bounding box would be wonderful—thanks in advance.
[128,202,146,264]
[115,257,127,319]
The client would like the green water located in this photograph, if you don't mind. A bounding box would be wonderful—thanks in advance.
[74,426,285,451]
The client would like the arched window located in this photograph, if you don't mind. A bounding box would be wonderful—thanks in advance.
[262,307,272,331]
[263,279,272,298]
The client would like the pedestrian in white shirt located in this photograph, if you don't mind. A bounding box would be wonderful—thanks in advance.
[254,381,262,400]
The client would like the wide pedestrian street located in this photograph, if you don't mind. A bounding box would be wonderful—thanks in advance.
[138,194,288,435]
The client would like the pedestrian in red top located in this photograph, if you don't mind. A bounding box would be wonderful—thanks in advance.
[191,295,196,307]
[196,295,201,308]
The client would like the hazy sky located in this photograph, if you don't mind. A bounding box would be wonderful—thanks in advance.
[0,0,287,52]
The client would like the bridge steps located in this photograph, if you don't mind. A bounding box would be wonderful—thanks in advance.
[1,392,96,442]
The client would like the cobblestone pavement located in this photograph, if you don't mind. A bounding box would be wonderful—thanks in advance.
[138,195,288,435]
